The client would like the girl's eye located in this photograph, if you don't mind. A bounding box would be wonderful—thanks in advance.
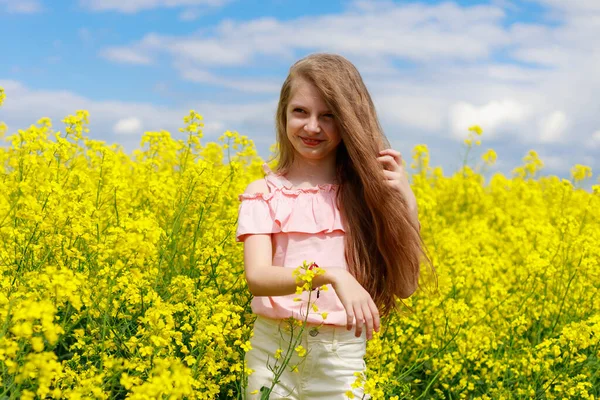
[293,108,305,113]
[323,114,334,119]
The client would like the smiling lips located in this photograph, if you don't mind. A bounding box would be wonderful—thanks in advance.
[301,137,323,145]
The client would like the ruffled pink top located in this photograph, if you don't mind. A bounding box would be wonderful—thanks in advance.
[236,163,349,326]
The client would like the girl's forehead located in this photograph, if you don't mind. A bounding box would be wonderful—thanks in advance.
[289,79,327,106]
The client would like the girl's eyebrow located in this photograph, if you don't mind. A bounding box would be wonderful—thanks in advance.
[289,103,332,113]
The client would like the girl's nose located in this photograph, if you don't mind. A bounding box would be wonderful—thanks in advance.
[304,117,321,133]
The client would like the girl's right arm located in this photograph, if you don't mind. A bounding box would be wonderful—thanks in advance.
[243,233,339,297]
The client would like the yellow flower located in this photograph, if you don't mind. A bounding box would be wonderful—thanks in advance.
[240,340,252,352]
[274,348,283,360]
[30,336,44,352]
[468,125,483,135]
[295,345,307,357]
[482,149,497,165]
[570,164,592,182]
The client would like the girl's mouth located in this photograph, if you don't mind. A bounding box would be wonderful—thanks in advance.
[301,137,322,146]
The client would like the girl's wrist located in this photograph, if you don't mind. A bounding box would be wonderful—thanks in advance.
[305,262,326,289]
[312,266,344,287]
[301,263,346,289]
[311,272,328,288]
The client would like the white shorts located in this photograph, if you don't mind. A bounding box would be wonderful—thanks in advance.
[244,315,371,399]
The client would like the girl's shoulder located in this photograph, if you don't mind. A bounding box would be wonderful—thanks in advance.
[242,177,270,197]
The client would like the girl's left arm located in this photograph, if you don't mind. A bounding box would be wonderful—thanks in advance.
[377,148,421,232]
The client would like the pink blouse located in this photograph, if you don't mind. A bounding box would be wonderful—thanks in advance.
[236,163,349,326]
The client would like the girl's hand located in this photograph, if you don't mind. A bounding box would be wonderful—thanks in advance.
[377,148,417,209]
[326,267,380,340]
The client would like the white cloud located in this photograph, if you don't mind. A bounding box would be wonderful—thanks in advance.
[101,2,509,70]
[94,0,599,155]
[0,79,275,154]
[377,95,446,132]
[114,117,143,135]
[167,38,252,66]
[80,0,230,14]
[449,100,530,139]
[3,0,600,184]
[100,48,153,65]
[179,8,203,21]
[512,46,567,67]
[581,155,595,166]
[590,130,600,148]
[0,0,42,13]
[175,63,280,93]
[349,0,397,13]
[491,0,520,11]
[485,64,543,83]
[532,0,600,14]
[538,111,568,143]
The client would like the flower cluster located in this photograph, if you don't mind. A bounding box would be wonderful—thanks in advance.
[292,260,328,301]
[0,87,598,399]
[247,262,328,399]
[0,88,258,399]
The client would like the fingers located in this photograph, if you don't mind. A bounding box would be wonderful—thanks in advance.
[346,310,354,332]
[344,303,365,338]
[338,283,381,341]
[379,149,403,166]
[376,155,397,171]
[353,305,364,338]
[361,303,373,340]
[382,169,397,179]
[369,298,380,334]
[346,300,380,340]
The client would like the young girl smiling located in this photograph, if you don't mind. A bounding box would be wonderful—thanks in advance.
[237,53,429,399]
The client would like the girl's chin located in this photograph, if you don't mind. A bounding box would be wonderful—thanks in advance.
[294,147,335,160]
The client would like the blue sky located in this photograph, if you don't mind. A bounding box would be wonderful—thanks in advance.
[1,0,599,189]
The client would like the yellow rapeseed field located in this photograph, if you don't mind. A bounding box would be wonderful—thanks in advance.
[0,86,599,399]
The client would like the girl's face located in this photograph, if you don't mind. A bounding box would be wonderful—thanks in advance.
[286,78,342,162]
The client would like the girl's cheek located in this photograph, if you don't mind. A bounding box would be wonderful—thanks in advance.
[323,121,337,132]
[287,118,304,130]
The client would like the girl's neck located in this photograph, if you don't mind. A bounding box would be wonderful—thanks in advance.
[285,158,338,186]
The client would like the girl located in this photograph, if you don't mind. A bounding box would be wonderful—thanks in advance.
[236,53,429,399]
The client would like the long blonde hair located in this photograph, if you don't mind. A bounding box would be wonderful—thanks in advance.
[272,53,434,317]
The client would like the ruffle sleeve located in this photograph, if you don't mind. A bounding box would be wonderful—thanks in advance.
[235,184,345,242]
[235,195,279,242]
